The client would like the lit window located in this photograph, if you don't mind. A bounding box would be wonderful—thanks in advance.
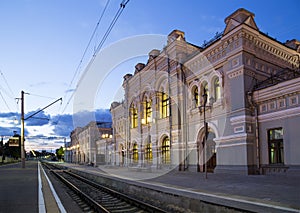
[161,93,169,118]
[162,137,170,164]
[268,128,284,164]
[145,99,152,124]
[145,143,152,163]
[133,143,138,163]
[193,86,199,107]
[202,82,209,103]
[214,78,221,101]
[130,104,138,128]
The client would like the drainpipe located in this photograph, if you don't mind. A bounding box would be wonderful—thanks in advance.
[166,54,173,169]
[180,63,188,171]
[247,91,261,174]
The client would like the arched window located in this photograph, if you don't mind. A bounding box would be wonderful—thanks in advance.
[162,137,170,164]
[202,81,209,102]
[145,99,152,124]
[214,78,221,101]
[145,143,152,163]
[130,103,138,128]
[133,143,138,163]
[161,93,169,118]
[193,86,199,107]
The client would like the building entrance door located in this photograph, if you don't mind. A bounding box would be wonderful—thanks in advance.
[205,132,216,173]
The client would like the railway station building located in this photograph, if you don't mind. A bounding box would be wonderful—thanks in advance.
[109,8,300,175]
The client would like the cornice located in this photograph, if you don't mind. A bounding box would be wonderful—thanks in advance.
[258,106,300,122]
[253,77,300,103]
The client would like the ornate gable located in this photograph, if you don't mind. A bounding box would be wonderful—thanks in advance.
[223,8,258,35]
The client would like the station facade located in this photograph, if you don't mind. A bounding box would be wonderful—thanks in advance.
[109,8,300,175]
[67,8,300,175]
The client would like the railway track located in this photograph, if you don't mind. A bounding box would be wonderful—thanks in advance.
[42,162,166,213]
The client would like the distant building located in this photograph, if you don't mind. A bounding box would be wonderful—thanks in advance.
[109,8,300,175]
[67,121,112,166]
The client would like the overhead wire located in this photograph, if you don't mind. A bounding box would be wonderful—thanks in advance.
[68,0,111,90]
[0,69,15,99]
[0,69,18,112]
[57,0,130,126]
[0,90,12,111]
[94,0,130,55]
[56,0,111,124]
[27,93,58,100]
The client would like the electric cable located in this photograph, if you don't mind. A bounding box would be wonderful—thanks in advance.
[57,0,111,125]
[0,90,12,111]
[57,0,130,126]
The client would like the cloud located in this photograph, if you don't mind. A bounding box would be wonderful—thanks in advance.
[0,112,18,118]
[25,110,50,126]
[51,113,74,137]
[0,126,29,137]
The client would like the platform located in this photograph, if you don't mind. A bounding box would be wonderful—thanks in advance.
[0,160,66,213]
[62,163,300,213]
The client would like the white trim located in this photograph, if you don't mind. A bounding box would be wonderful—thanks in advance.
[230,115,254,125]
[217,142,253,148]
[38,162,46,213]
[253,77,300,103]
[234,126,244,133]
[258,106,300,122]
[214,133,248,144]
[39,162,67,213]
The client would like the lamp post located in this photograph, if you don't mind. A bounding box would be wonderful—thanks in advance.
[198,89,210,179]
[202,90,208,179]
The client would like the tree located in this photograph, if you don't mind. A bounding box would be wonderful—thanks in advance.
[56,146,64,161]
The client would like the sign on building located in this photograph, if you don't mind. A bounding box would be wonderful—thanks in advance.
[9,137,19,147]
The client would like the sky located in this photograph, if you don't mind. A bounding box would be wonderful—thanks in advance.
[0,0,299,151]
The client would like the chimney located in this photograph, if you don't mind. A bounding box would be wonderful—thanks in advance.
[167,29,185,44]
[134,63,145,74]
[285,39,300,51]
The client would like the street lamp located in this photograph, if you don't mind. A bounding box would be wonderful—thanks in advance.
[198,89,210,179]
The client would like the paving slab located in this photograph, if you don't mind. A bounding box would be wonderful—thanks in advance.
[0,161,38,213]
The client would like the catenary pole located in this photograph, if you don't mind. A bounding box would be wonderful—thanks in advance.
[21,91,25,168]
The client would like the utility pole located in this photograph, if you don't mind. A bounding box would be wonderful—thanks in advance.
[21,91,25,168]
[19,90,62,168]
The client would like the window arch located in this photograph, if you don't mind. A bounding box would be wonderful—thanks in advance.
[130,102,138,128]
[162,137,170,164]
[213,77,221,101]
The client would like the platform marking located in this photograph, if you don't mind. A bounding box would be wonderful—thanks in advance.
[38,162,46,213]
[39,162,67,213]
[143,181,300,213]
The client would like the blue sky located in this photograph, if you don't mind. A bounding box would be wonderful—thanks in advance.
[0,0,299,151]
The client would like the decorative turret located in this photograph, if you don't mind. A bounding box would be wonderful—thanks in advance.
[167,29,185,44]
[223,8,258,35]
